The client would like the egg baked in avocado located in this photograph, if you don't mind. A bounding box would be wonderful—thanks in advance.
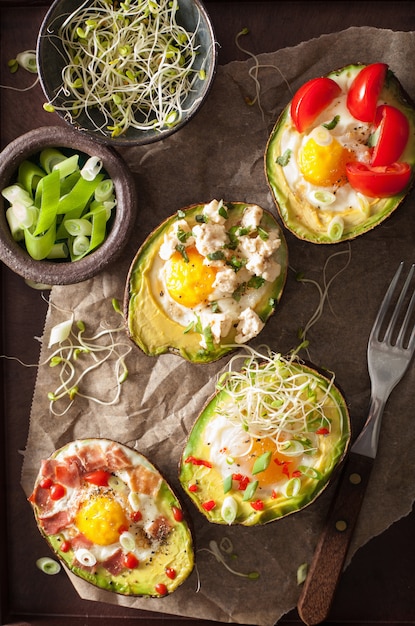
[265,63,415,243]
[125,200,288,363]
[179,349,350,525]
[29,439,194,597]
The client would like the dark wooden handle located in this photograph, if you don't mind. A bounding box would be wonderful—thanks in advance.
[297,452,374,625]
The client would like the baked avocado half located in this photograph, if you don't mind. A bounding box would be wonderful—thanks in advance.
[179,349,350,525]
[125,200,288,363]
[29,438,194,597]
[265,63,415,243]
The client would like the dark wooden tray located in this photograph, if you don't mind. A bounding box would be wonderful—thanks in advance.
[1,2,415,625]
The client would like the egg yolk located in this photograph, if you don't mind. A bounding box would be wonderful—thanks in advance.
[298,137,354,187]
[248,437,299,487]
[164,246,217,308]
[75,494,128,546]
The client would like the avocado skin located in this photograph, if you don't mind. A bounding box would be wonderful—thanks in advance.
[124,202,288,363]
[265,64,415,243]
[179,362,351,526]
[30,439,194,597]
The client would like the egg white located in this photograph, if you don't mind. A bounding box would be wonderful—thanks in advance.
[279,70,382,223]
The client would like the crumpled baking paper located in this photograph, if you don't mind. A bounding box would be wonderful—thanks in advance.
[21,27,415,626]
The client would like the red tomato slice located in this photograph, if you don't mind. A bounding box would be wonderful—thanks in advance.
[290,77,342,133]
[371,105,410,167]
[346,63,388,122]
[84,469,111,486]
[346,161,411,197]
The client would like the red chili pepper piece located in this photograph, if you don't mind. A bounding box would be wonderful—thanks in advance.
[188,483,198,492]
[165,567,177,580]
[292,470,303,478]
[250,499,264,511]
[172,506,183,522]
[184,456,212,468]
[130,510,142,523]
[232,473,250,490]
[60,540,71,553]
[316,427,330,435]
[155,583,168,596]
[123,553,139,569]
[118,524,129,535]
[202,500,216,511]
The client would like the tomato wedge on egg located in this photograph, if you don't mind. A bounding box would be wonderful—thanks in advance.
[346,62,388,122]
[346,161,412,198]
[370,104,410,166]
[290,76,342,133]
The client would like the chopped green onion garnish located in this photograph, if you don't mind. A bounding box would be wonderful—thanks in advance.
[36,557,61,575]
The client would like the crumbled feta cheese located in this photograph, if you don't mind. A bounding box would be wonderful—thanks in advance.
[210,266,239,298]
[202,199,226,224]
[193,222,228,257]
[241,204,263,230]
[199,312,233,348]
[159,219,194,260]
[261,259,281,282]
[234,308,264,344]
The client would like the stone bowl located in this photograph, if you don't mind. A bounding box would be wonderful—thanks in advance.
[0,126,137,285]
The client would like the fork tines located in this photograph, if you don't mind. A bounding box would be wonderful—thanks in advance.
[372,262,415,350]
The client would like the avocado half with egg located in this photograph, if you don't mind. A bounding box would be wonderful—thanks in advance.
[125,200,288,363]
[179,350,350,525]
[29,438,194,597]
[265,63,415,243]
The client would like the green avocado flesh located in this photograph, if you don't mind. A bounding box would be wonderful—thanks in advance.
[125,201,288,363]
[29,439,194,597]
[265,64,415,243]
[179,354,350,525]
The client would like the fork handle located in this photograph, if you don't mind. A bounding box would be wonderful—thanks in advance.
[297,452,374,625]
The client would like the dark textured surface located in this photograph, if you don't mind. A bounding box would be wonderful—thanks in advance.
[1,2,415,625]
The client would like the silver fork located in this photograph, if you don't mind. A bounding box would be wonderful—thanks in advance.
[297,262,415,626]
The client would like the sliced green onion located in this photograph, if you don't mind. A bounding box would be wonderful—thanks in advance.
[94,179,114,202]
[74,548,96,567]
[119,531,136,551]
[10,203,38,229]
[40,148,67,173]
[308,190,336,208]
[327,215,344,241]
[242,480,259,501]
[64,218,93,237]
[221,496,238,524]
[24,221,56,260]
[223,474,233,494]
[1,183,33,206]
[36,557,61,575]
[72,235,90,257]
[52,154,79,179]
[298,465,322,480]
[47,242,69,259]
[33,169,60,235]
[48,318,73,348]
[284,477,301,498]
[6,207,24,240]
[81,156,102,181]
[16,50,37,73]
[252,450,272,475]
[309,126,332,146]
[108,475,125,492]
[297,562,308,585]
[18,161,45,193]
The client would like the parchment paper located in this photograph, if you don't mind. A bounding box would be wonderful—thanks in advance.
[21,27,415,626]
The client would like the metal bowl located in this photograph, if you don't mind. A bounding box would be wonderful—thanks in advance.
[36,0,217,146]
